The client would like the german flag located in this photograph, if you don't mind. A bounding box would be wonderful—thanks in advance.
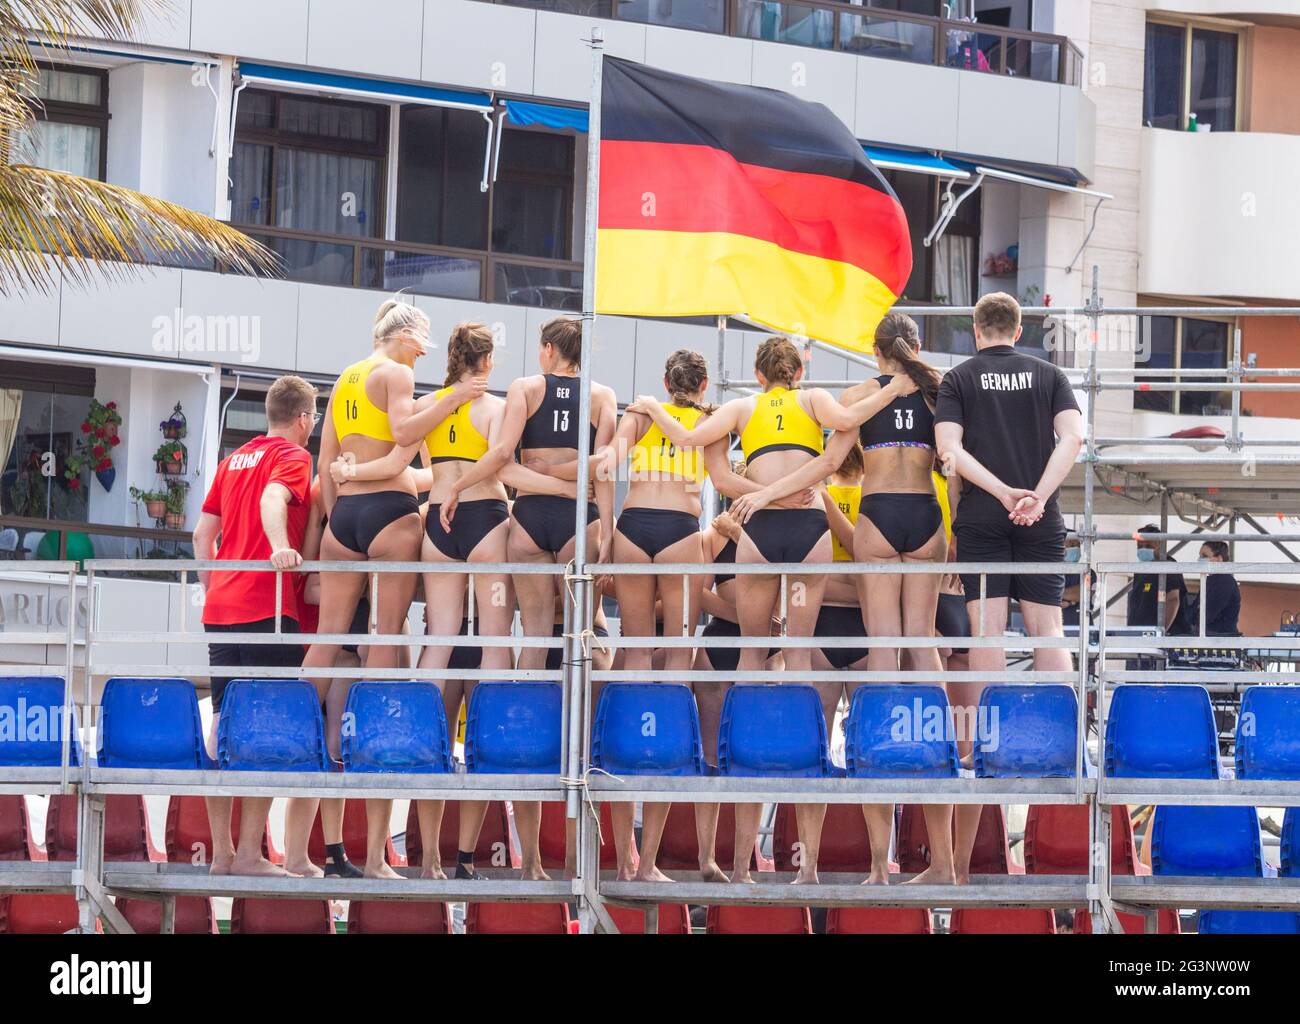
[595,57,912,354]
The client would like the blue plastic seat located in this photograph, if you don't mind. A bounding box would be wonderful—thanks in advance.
[98,678,204,769]
[974,684,1078,778]
[341,682,451,774]
[465,682,562,775]
[1151,806,1263,878]
[1282,808,1296,878]
[844,684,956,779]
[216,680,329,772]
[1104,684,1219,779]
[719,685,830,778]
[0,676,79,767]
[1198,910,1300,935]
[1235,686,1300,780]
[591,683,704,777]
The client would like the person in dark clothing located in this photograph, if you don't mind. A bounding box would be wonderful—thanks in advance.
[1188,541,1241,636]
[1127,523,1187,632]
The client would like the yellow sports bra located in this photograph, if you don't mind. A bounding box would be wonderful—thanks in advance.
[332,355,393,443]
[425,387,489,464]
[739,386,824,462]
[826,483,861,562]
[933,470,952,543]
[629,404,708,484]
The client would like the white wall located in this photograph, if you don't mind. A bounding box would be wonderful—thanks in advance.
[1138,129,1300,302]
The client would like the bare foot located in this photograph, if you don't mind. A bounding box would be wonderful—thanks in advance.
[230,856,290,878]
[730,871,755,885]
[861,867,890,885]
[364,862,403,881]
[791,869,819,885]
[699,861,729,884]
[616,865,637,882]
[954,871,970,886]
[633,865,674,884]
[284,859,324,879]
[421,863,447,880]
[902,865,956,886]
[208,858,232,877]
[520,864,552,882]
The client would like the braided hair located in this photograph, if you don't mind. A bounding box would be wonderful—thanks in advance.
[664,349,716,415]
[444,320,494,387]
[874,312,940,405]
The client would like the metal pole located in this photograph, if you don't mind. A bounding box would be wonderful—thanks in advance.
[1229,325,1242,452]
[572,25,605,934]
[1077,267,1099,799]
[60,567,77,793]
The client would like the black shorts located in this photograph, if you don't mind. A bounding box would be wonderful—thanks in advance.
[700,617,776,673]
[206,617,303,712]
[342,599,369,656]
[330,491,420,555]
[545,622,609,671]
[935,592,970,656]
[814,604,869,669]
[742,508,829,564]
[616,507,699,559]
[512,495,598,555]
[449,619,482,672]
[859,493,944,554]
[954,508,1066,608]
[427,498,509,560]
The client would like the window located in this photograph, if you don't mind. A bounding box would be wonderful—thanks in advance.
[492,129,574,259]
[231,89,388,284]
[1143,20,1239,132]
[0,360,95,537]
[218,385,326,465]
[18,64,109,180]
[618,0,726,32]
[1134,316,1230,416]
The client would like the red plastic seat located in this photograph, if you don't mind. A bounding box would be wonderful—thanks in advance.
[539,801,621,870]
[950,909,1056,934]
[1072,908,1180,934]
[898,803,1020,875]
[165,795,280,865]
[826,908,933,934]
[706,905,812,934]
[773,803,873,872]
[46,794,162,863]
[308,799,401,868]
[607,903,691,935]
[116,896,219,934]
[465,902,571,935]
[230,898,334,934]
[0,894,94,934]
[0,795,43,861]
[404,800,518,872]
[659,803,765,872]
[347,901,453,934]
[1023,804,1141,876]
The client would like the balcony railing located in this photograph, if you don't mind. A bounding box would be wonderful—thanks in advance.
[485,0,1083,86]
[232,225,583,312]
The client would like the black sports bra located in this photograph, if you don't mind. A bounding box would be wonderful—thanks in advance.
[859,374,935,451]
[714,539,737,586]
[520,373,598,452]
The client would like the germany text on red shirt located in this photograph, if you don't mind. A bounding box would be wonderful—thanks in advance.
[201,435,312,626]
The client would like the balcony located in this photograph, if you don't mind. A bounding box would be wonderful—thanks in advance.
[482,0,1083,86]
[1137,128,1300,302]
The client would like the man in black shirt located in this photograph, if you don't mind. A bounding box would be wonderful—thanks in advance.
[934,292,1084,884]
[1127,523,1186,631]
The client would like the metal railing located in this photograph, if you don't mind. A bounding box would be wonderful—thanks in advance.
[483,0,1083,86]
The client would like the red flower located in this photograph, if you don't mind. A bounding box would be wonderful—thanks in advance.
[109,435,120,447]
[80,422,91,434]
[95,427,106,438]
[172,451,182,461]
[106,402,117,410]
[97,460,111,471]
[69,478,81,490]
[92,445,105,458]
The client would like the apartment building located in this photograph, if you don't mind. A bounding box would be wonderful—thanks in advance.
[1,1,1296,634]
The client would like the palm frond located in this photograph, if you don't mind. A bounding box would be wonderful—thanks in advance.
[0,164,280,295]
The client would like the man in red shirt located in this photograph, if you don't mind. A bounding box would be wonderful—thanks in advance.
[192,375,327,878]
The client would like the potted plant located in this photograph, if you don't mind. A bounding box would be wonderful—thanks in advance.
[160,402,187,440]
[80,398,122,491]
[163,487,186,531]
[154,439,187,476]
[129,485,169,520]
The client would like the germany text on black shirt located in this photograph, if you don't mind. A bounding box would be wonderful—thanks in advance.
[934,344,1080,515]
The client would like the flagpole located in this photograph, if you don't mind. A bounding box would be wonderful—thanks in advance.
[569,24,604,933]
